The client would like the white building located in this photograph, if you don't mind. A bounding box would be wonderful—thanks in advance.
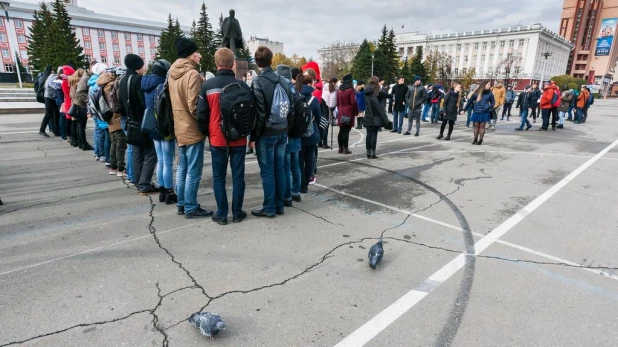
[395,24,574,88]
[246,35,283,56]
[0,0,190,74]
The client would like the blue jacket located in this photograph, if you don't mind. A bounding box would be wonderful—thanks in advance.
[506,89,515,103]
[141,74,165,110]
[88,73,108,129]
[355,90,366,112]
[464,90,495,115]
[300,85,321,147]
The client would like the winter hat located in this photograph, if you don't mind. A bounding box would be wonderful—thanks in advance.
[124,54,144,71]
[152,59,171,78]
[291,67,301,80]
[353,79,357,85]
[413,75,421,82]
[357,80,365,86]
[92,63,108,76]
[301,61,321,81]
[205,71,215,80]
[276,64,292,80]
[175,37,199,58]
[342,74,353,83]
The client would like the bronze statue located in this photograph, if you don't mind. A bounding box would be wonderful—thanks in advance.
[222,9,243,51]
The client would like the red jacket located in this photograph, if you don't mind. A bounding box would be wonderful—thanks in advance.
[540,85,557,109]
[336,85,358,127]
[302,61,323,104]
[60,66,75,119]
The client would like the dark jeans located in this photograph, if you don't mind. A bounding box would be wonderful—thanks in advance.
[59,114,67,138]
[256,134,287,214]
[70,119,77,140]
[299,145,317,190]
[541,108,558,130]
[132,142,157,192]
[338,126,351,147]
[501,102,513,118]
[366,126,379,150]
[320,125,329,146]
[440,119,454,135]
[531,106,538,120]
[392,110,405,132]
[211,145,246,219]
[77,116,90,147]
[518,109,531,129]
[41,98,59,134]
[109,130,127,172]
[582,107,589,122]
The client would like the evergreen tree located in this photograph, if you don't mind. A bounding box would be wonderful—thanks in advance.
[14,53,26,75]
[26,2,54,73]
[410,46,427,83]
[213,13,223,48]
[193,2,215,73]
[351,39,373,81]
[399,58,413,83]
[48,0,86,69]
[156,15,185,63]
[373,25,399,83]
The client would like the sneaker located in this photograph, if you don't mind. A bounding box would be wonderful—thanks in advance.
[309,176,316,185]
[251,209,276,218]
[138,185,161,196]
[414,132,419,137]
[99,157,106,163]
[233,211,248,223]
[117,171,126,177]
[390,129,398,133]
[526,125,532,130]
[403,131,411,136]
[105,162,111,168]
[95,157,100,161]
[300,187,308,194]
[39,131,50,138]
[491,125,496,130]
[292,195,301,202]
[185,207,214,219]
[109,169,118,175]
[211,215,228,226]
[515,128,523,131]
[284,200,294,207]
[177,206,185,215]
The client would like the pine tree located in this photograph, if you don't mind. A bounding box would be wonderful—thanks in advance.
[373,25,399,83]
[399,58,413,83]
[410,46,427,83]
[213,13,223,48]
[193,2,215,73]
[48,0,86,69]
[14,53,26,75]
[351,39,373,81]
[26,2,54,73]
[156,15,185,63]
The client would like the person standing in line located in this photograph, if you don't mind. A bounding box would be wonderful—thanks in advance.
[141,59,177,204]
[249,46,292,218]
[538,81,557,131]
[50,68,66,139]
[364,76,393,159]
[321,77,337,145]
[59,66,76,146]
[355,81,366,130]
[557,86,573,129]
[501,85,515,121]
[428,85,443,123]
[582,86,593,123]
[403,76,427,136]
[336,74,358,154]
[575,85,589,124]
[489,81,505,129]
[464,81,495,145]
[437,83,463,141]
[296,73,321,194]
[567,87,578,121]
[68,68,93,151]
[97,69,127,178]
[529,83,541,123]
[41,65,59,137]
[515,85,533,131]
[86,63,111,165]
[198,48,250,224]
[421,84,433,122]
[390,77,408,133]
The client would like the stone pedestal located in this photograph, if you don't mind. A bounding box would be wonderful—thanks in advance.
[234,59,249,80]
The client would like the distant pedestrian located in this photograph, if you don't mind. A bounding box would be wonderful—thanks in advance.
[575,85,589,124]
[437,83,463,141]
[538,81,560,131]
[355,81,366,130]
[391,76,408,132]
[336,74,358,154]
[403,75,427,136]
[530,83,541,123]
[515,85,533,131]
[557,86,573,129]
[501,85,515,121]
[321,77,337,147]
[464,81,495,145]
[364,76,393,159]
[489,81,505,129]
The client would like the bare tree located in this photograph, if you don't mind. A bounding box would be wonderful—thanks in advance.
[320,41,357,80]
[498,52,523,86]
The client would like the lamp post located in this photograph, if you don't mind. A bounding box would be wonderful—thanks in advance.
[371,53,374,76]
[539,51,552,87]
[0,1,22,88]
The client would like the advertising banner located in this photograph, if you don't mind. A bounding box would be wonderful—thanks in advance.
[595,18,617,56]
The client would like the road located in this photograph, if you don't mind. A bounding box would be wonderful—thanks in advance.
[1,102,618,346]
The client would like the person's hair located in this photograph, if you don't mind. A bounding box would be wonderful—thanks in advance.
[452,83,463,106]
[215,48,235,68]
[89,61,97,68]
[304,68,317,80]
[294,74,314,93]
[471,81,489,102]
[368,76,380,96]
[58,68,64,75]
[68,68,85,88]
[356,84,364,92]
[328,77,337,93]
[254,46,273,68]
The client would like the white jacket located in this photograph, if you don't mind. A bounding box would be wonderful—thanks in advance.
[322,88,337,108]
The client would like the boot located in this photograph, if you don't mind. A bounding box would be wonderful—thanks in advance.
[358,118,364,129]
[159,188,168,203]
[477,138,483,145]
[343,146,352,154]
[338,146,343,154]
[370,150,378,159]
[472,138,478,145]
[367,150,371,159]
[436,134,443,140]
[165,189,178,205]
[444,134,451,141]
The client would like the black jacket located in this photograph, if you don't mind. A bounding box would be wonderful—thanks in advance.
[250,67,292,140]
[363,85,390,128]
[405,84,428,110]
[118,69,145,123]
[442,90,463,121]
[516,91,532,109]
[391,84,408,112]
[530,89,541,107]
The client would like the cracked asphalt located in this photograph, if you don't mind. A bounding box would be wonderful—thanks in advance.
[2,100,618,346]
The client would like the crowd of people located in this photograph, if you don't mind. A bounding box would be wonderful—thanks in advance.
[34,38,596,223]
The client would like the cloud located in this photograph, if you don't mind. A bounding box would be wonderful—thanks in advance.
[21,0,563,59]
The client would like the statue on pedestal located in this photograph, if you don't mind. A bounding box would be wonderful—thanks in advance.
[222,9,243,52]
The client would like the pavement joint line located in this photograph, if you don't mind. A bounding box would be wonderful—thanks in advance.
[333,138,618,347]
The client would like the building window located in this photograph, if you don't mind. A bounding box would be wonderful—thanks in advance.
[455,57,460,63]
[0,18,4,27]
[125,32,131,40]
[489,54,494,61]
[0,33,6,42]
[20,50,27,59]
[514,67,521,74]
[111,31,117,40]
[464,43,469,51]
[17,35,25,43]
[519,39,524,46]
[491,42,496,48]
[85,55,92,62]
[137,33,143,41]
[1,48,9,58]
[482,42,487,49]
[138,46,144,54]
[83,28,90,36]
[114,56,120,65]
[472,55,477,61]
[14,19,23,29]
[509,40,514,47]
[474,43,479,49]
[150,47,156,54]
[126,45,132,53]
[113,43,119,51]
[150,35,155,42]
[456,44,461,50]
[499,41,505,48]
[97,29,104,37]
[84,41,91,49]
[101,55,107,63]
[464,56,468,62]
[481,55,485,61]
[462,68,467,74]
[4,64,13,72]
[99,42,106,50]
[479,67,484,75]
[454,68,459,75]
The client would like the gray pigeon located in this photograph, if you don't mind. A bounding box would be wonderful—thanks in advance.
[368,239,384,269]
[188,312,225,340]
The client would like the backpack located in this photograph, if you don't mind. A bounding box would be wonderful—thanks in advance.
[219,81,256,142]
[109,78,123,114]
[301,96,316,138]
[35,73,46,103]
[154,79,175,140]
[289,92,313,138]
[588,93,594,106]
[90,86,113,123]
[551,90,560,106]
[267,78,290,130]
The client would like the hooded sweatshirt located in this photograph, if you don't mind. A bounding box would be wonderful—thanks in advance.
[302,62,323,104]
[168,58,205,146]
[60,65,76,116]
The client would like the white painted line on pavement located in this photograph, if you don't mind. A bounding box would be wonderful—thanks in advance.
[332,139,618,347]
[351,127,365,148]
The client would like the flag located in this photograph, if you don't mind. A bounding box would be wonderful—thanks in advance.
[401,25,405,29]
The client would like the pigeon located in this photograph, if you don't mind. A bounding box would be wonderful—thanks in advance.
[368,239,384,269]
[188,312,225,340]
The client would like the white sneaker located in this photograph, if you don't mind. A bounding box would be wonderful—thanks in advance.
[99,157,106,163]
[109,169,117,175]
[105,162,111,168]
[491,125,496,130]
[117,171,125,177]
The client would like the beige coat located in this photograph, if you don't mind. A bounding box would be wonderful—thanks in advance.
[96,71,123,133]
[168,58,205,146]
[492,86,506,109]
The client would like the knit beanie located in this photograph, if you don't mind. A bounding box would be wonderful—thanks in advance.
[92,63,108,75]
[413,75,421,82]
[151,59,171,78]
[124,54,144,71]
[276,64,292,80]
[342,74,353,83]
[175,37,198,58]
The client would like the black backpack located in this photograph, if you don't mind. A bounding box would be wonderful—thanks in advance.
[219,81,256,142]
[288,92,313,138]
[34,64,51,103]
[154,79,175,140]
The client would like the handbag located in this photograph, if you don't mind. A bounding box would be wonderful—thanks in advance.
[141,108,160,137]
[127,120,150,147]
[340,116,352,127]
[68,104,86,120]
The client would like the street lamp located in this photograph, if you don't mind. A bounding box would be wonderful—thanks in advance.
[371,53,374,76]
[539,51,552,87]
[0,1,22,88]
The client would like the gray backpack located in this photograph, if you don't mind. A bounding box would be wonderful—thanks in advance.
[267,78,290,130]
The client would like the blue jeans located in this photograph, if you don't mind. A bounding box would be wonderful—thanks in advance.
[256,134,287,214]
[285,137,301,201]
[430,104,440,122]
[466,108,473,127]
[392,110,405,132]
[576,107,583,123]
[567,106,574,120]
[421,104,431,121]
[153,139,176,189]
[93,120,100,157]
[518,109,531,129]
[126,145,134,181]
[211,145,246,219]
[176,141,205,214]
[97,127,110,161]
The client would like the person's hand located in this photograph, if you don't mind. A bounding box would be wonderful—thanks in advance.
[87,113,91,119]
[249,141,255,149]
[459,111,465,115]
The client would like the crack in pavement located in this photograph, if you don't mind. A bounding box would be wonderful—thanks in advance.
[293,205,344,226]
[152,283,170,347]
[36,146,48,157]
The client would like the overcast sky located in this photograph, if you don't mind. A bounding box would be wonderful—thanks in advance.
[27,0,563,59]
